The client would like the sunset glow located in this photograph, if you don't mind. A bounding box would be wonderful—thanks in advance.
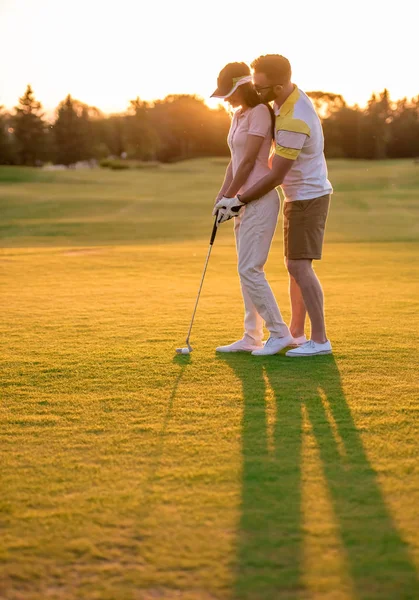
[0,0,416,115]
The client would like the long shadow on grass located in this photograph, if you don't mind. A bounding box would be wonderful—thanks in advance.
[138,355,190,520]
[217,353,419,600]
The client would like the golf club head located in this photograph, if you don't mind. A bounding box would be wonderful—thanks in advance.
[175,339,193,354]
[175,347,192,355]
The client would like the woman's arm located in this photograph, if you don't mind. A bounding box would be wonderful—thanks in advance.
[215,160,234,201]
[224,134,264,198]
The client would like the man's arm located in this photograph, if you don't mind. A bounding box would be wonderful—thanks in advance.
[239,124,310,204]
[238,154,294,204]
[216,160,233,201]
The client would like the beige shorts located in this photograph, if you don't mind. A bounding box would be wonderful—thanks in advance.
[283,194,331,260]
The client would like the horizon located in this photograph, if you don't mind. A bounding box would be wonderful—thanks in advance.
[1,85,416,121]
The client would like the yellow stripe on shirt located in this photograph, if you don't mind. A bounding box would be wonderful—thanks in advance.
[275,115,311,137]
[275,145,301,160]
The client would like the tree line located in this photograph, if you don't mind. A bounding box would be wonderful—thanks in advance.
[1,85,418,167]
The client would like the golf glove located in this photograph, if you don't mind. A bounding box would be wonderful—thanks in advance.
[214,196,245,224]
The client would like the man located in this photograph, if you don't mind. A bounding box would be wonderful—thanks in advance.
[215,54,333,357]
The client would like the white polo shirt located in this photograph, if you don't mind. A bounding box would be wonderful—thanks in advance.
[274,86,333,201]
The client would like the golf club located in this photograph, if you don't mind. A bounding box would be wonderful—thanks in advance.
[175,214,218,354]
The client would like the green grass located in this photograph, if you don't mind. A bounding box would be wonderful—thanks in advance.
[1,158,419,247]
[1,160,419,599]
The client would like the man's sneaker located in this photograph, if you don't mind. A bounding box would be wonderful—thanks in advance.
[216,339,262,353]
[286,339,332,357]
[251,334,295,356]
[290,335,308,347]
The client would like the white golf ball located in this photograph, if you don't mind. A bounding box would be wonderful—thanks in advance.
[176,348,190,354]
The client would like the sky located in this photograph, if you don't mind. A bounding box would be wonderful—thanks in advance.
[0,0,417,116]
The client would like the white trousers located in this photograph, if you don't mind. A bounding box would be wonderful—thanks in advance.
[234,190,290,345]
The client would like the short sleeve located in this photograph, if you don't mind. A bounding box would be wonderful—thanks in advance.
[275,117,310,160]
[248,104,272,138]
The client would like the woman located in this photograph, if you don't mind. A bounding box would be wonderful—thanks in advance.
[211,62,297,354]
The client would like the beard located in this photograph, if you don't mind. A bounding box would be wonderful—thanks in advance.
[262,88,277,103]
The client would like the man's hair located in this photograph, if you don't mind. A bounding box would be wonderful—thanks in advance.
[251,54,292,83]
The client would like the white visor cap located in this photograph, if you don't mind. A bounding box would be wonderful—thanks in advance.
[210,75,253,99]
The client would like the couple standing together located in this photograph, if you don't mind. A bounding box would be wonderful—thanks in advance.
[212,54,333,357]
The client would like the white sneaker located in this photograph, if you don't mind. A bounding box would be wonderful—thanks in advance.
[286,339,332,357]
[251,334,295,356]
[290,335,308,346]
[216,339,262,353]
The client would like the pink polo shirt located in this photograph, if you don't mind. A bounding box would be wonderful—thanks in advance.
[227,104,274,194]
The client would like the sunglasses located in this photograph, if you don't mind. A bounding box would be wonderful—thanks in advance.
[254,84,284,93]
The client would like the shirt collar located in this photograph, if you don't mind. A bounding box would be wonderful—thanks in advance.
[236,107,249,119]
[274,85,299,116]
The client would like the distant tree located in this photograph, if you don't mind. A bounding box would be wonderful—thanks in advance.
[387,96,419,158]
[307,91,349,157]
[326,106,364,158]
[151,94,228,162]
[206,105,230,156]
[361,90,392,159]
[83,105,107,159]
[0,106,15,164]
[306,88,419,160]
[126,97,159,160]
[12,85,46,165]
[8,85,417,166]
[100,114,127,158]
[53,95,97,165]
[307,91,346,119]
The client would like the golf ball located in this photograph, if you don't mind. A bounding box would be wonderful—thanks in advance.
[176,348,190,355]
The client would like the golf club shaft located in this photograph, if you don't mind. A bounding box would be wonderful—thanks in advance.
[185,215,218,343]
